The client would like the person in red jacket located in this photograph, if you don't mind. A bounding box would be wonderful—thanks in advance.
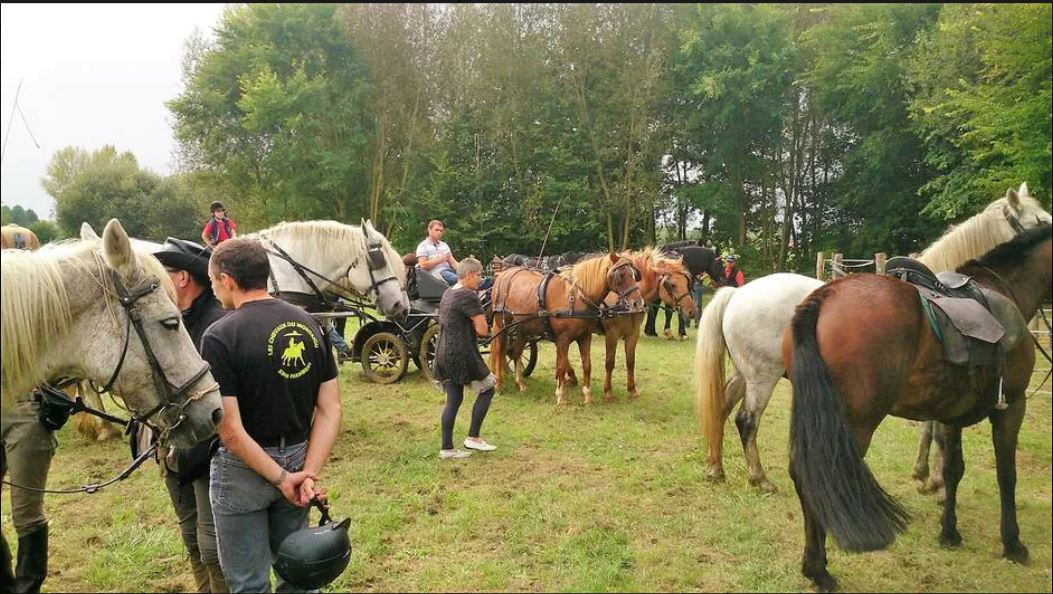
[721,255,745,287]
[201,201,237,248]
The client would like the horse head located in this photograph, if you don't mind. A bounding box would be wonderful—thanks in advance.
[57,220,223,446]
[359,219,410,321]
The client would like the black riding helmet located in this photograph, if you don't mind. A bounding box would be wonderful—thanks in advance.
[153,237,212,285]
[274,498,352,590]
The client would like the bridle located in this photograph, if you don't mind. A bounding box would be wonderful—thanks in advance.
[97,268,215,443]
[1,269,216,495]
[659,270,694,310]
[263,235,401,310]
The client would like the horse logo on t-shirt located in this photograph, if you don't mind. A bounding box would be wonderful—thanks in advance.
[281,334,307,368]
[267,322,317,379]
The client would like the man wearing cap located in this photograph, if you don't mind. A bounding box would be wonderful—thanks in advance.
[148,238,230,592]
[202,202,238,248]
[721,255,746,288]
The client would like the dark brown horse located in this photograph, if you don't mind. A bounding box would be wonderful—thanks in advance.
[782,223,1052,591]
[490,253,644,404]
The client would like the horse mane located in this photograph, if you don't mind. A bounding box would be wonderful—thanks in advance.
[965,223,1053,271]
[558,253,617,298]
[917,194,1049,272]
[1,239,173,402]
[251,220,407,286]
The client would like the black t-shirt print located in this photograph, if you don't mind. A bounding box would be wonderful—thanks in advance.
[201,298,338,444]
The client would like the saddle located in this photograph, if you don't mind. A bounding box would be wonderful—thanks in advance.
[885,256,1025,367]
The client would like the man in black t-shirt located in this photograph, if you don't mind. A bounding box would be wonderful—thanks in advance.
[201,238,341,593]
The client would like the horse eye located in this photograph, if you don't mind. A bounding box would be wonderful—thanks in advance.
[161,317,181,331]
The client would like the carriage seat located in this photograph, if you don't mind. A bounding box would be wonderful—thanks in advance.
[415,267,450,302]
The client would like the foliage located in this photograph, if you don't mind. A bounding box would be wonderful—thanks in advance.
[1,204,40,226]
[42,146,201,241]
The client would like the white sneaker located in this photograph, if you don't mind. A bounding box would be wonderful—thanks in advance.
[464,438,497,452]
[439,448,472,459]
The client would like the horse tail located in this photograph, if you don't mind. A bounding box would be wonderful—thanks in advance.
[789,295,909,552]
[695,286,736,464]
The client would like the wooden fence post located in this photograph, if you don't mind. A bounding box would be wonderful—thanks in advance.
[875,252,887,275]
[832,253,844,278]
[816,251,825,281]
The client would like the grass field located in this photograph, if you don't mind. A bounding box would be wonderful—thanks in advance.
[3,313,1051,592]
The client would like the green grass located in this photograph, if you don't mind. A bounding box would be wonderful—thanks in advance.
[4,318,1051,592]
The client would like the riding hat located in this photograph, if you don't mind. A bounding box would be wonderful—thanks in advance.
[209,200,226,212]
[153,237,212,283]
[274,499,352,590]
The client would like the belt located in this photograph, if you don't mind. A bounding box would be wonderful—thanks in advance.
[255,432,307,448]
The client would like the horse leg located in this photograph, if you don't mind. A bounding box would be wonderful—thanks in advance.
[663,308,674,340]
[644,303,658,336]
[603,331,618,403]
[577,335,593,405]
[514,344,528,393]
[924,423,947,502]
[677,311,687,341]
[707,370,746,482]
[490,319,505,393]
[911,421,933,483]
[938,424,965,548]
[790,465,836,592]
[990,395,1029,563]
[735,379,779,493]
[625,330,640,399]
[554,339,569,406]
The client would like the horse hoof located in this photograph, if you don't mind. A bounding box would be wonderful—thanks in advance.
[705,468,725,483]
[517,383,528,392]
[910,466,929,482]
[1004,543,1030,564]
[939,530,963,549]
[629,391,640,400]
[935,487,946,505]
[810,572,838,593]
[603,394,615,403]
[753,479,778,494]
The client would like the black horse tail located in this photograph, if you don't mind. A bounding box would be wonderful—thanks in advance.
[789,296,909,552]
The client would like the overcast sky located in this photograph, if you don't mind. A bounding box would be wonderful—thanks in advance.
[1,3,230,218]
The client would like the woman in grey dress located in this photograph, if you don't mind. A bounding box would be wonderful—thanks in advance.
[434,258,498,459]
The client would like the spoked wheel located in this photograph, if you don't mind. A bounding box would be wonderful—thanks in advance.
[418,323,440,383]
[523,341,539,377]
[360,332,408,384]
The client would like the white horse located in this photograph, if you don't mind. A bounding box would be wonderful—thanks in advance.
[1,219,223,447]
[695,183,1051,492]
[250,219,409,320]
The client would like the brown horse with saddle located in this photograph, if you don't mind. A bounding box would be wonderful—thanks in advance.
[489,253,644,405]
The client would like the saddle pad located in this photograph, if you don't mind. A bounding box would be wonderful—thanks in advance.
[927,296,1006,344]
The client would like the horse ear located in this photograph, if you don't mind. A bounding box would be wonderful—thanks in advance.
[1006,187,1020,208]
[80,222,100,240]
[1018,182,1030,199]
[609,252,618,263]
[102,219,135,275]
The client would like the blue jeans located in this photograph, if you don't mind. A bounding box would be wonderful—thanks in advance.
[209,442,312,593]
[326,322,349,354]
[439,268,459,285]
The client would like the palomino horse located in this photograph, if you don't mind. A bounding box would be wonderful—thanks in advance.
[250,219,409,320]
[1,219,223,446]
[598,249,695,401]
[490,253,644,404]
[645,244,724,339]
[783,222,1051,591]
[695,184,1051,493]
[1,224,40,250]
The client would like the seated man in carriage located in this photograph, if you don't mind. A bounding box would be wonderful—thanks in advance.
[415,219,493,293]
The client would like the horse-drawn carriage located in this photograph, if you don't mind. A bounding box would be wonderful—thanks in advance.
[322,254,539,384]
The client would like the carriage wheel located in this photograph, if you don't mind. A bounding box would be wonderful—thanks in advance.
[360,332,408,384]
[418,323,441,383]
[523,341,539,377]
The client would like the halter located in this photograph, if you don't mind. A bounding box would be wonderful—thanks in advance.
[1002,203,1045,236]
[99,268,215,443]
